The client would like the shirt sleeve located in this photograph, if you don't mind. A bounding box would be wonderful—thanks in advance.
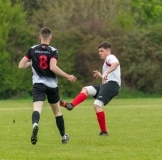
[51,49,59,60]
[25,48,32,60]
[106,55,119,64]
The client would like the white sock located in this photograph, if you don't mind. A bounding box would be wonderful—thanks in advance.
[33,123,38,128]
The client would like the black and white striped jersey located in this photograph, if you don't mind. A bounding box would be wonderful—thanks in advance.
[25,44,59,88]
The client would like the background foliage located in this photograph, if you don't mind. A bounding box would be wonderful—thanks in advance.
[0,0,162,98]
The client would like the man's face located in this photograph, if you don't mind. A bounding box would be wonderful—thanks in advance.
[98,47,110,59]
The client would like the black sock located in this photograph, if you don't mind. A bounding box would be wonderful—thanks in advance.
[32,111,40,124]
[56,115,65,137]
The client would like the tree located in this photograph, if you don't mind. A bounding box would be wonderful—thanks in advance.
[117,24,162,93]
[1,0,161,98]
[0,0,31,98]
[130,0,162,27]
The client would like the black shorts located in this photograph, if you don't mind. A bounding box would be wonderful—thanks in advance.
[32,83,60,103]
[93,81,120,106]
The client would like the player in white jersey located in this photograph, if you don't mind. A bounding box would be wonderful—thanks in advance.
[18,27,77,144]
[60,42,121,136]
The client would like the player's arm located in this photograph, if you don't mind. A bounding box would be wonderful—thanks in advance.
[93,70,102,79]
[103,62,119,80]
[50,57,77,82]
[18,56,31,69]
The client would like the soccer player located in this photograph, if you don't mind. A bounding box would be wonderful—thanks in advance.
[18,27,77,145]
[60,41,121,136]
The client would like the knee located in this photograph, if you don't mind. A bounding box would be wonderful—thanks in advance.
[81,87,88,95]
[94,104,103,113]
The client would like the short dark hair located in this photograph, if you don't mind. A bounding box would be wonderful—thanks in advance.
[98,42,111,49]
[40,27,52,39]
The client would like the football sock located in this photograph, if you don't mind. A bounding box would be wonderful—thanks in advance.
[96,111,107,132]
[56,115,65,137]
[32,111,40,124]
[71,92,87,107]
[33,123,38,128]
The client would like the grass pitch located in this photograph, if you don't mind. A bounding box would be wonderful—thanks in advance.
[0,98,162,160]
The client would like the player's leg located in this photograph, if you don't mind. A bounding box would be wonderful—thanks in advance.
[31,101,44,144]
[93,84,108,136]
[71,87,88,106]
[94,82,120,136]
[60,86,98,110]
[47,87,69,144]
[31,83,46,145]
[50,102,69,143]
[60,87,88,110]
[94,101,108,136]
[32,101,43,126]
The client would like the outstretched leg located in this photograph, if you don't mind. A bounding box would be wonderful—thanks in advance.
[60,87,88,110]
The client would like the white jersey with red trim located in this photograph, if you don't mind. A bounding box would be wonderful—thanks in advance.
[102,54,121,86]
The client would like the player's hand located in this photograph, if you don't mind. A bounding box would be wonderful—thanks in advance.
[103,72,108,80]
[67,75,77,82]
[93,70,102,78]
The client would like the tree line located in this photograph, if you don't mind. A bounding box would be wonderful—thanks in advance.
[0,0,162,99]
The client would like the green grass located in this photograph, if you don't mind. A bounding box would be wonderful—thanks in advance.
[0,98,162,160]
[117,87,162,98]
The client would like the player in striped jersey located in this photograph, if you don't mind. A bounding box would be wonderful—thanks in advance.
[19,27,77,144]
